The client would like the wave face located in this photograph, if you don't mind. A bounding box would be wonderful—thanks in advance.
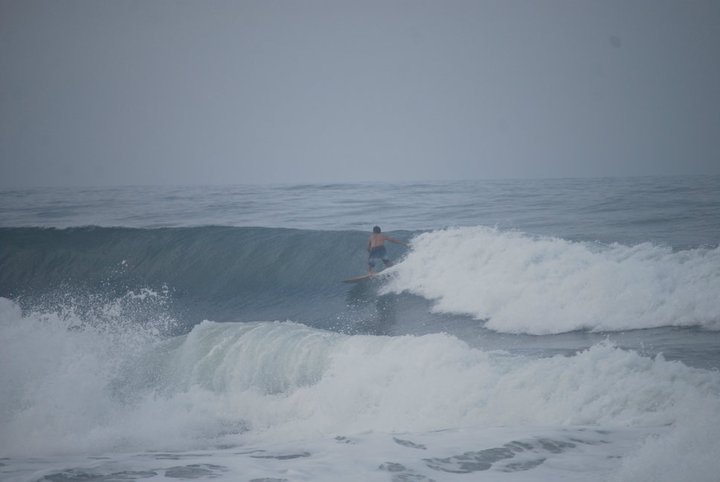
[2,225,720,335]
[1,299,719,458]
[0,226,391,330]
[385,226,720,334]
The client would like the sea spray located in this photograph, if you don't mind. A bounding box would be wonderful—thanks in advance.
[0,295,175,455]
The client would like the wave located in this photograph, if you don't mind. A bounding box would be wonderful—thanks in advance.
[0,226,405,329]
[2,225,719,335]
[1,299,718,457]
[385,226,720,334]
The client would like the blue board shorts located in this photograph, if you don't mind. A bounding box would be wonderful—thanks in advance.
[368,246,388,269]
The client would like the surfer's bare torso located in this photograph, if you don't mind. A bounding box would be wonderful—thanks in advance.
[368,233,390,250]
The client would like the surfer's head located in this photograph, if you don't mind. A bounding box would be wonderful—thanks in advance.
[373,226,381,233]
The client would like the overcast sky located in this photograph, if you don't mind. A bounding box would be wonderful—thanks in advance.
[1,0,719,187]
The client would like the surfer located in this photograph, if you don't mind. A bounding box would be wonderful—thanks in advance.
[368,226,407,274]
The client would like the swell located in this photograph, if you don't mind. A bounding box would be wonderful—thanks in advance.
[0,226,409,328]
[0,226,356,288]
[4,225,719,335]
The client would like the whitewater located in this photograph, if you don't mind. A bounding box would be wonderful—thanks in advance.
[1,176,719,482]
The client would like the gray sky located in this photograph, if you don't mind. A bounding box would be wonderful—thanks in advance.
[1,0,719,186]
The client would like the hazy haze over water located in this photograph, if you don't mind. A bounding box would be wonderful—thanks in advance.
[1,0,719,186]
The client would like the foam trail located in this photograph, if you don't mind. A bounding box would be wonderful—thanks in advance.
[384,227,720,334]
[611,409,720,482]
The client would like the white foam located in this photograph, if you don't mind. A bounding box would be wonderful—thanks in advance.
[2,303,719,481]
[383,226,720,334]
[0,427,656,482]
[610,407,720,482]
[217,324,717,440]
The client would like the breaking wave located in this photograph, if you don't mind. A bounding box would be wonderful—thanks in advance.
[385,226,720,334]
[1,298,718,457]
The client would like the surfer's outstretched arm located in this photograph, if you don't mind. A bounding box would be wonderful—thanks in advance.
[384,236,408,248]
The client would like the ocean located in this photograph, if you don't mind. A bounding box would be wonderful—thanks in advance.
[1,176,719,482]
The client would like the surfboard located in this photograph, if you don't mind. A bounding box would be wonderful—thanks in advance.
[342,273,376,283]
